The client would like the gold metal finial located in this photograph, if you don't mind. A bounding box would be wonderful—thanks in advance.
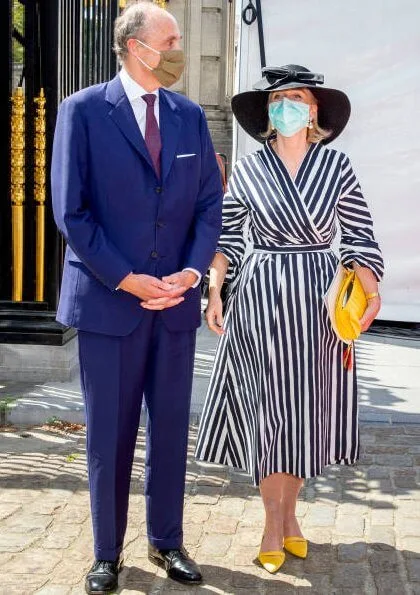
[11,86,25,302]
[34,88,46,302]
[119,1,168,10]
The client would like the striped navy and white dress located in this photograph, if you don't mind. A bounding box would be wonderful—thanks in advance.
[195,140,384,485]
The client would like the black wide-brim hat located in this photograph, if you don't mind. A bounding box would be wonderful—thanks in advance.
[232,64,351,144]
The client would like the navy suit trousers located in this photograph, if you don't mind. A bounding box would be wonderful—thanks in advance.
[78,313,196,560]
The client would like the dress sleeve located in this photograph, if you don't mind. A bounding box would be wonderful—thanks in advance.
[337,155,384,281]
[216,163,249,282]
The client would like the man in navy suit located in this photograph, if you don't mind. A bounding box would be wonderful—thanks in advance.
[51,2,222,592]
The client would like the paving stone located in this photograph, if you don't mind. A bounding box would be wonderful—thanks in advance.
[365,444,410,455]
[393,468,418,489]
[337,542,367,562]
[208,512,239,534]
[3,512,53,534]
[183,505,211,524]
[0,551,13,566]
[359,453,375,465]
[196,474,225,487]
[233,528,261,548]
[303,544,334,572]
[35,586,72,595]
[304,528,332,544]
[367,478,394,493]
[296,501,309,517]
[368,526,396,547]
[371,508,394,526]
[407,557,420,582]
[403,426,420,436]
[24,498,66,516]
[0,531,40,553]
[189,492,220,506]
[375,454,413,467]
[296,573,331,593]
[305,504,336,527]
[374,572,408,594]
[401,537,420,555]
[0,488,40,503]
[397,501,420,518]
[41,531,79,550]
[0,574,49,592]
[197,534,232,557]
[51,558,91,585]
[335,514,365,536]
[0,502,21,520]
[230,567,273,589]
[1,422,420,593]
[367,466,391,479]
[331,562,370,588]
[217,497,246,517]
[183,523,203,547]
[2,549,62,574]
[396,515,420,537]
[369,549,399,574]
[56,505,90,524]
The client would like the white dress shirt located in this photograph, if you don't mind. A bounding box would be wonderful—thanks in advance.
[117,68,201,289]
[119,67,160,136]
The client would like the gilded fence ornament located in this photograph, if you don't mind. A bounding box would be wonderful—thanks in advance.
[118,1,168,11]
[34,88,46,302]
[11,86,25,302]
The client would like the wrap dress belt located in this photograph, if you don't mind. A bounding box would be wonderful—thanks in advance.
[253,242,332,254]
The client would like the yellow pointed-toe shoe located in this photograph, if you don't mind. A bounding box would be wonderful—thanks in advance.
[257,550,286,574]
[283,536,308,559]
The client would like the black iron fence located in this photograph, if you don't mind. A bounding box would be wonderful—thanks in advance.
[0,0,121,343]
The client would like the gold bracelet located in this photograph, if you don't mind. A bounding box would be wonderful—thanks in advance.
[366,291,380,300]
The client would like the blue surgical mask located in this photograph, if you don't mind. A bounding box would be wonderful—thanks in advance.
[268,97,310,137]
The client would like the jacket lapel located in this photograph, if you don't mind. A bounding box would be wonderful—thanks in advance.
[159,89,181,184]
[105,74,155,172]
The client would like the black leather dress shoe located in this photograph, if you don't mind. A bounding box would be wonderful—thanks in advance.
[148,544,202,584]
[85,557,123,594]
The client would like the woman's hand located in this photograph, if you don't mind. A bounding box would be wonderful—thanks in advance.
[206,292,225,335]
[360,295,381,332]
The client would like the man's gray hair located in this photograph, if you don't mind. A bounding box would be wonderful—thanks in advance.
[113,1,162,62]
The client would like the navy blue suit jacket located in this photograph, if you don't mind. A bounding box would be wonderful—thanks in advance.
[51,75,223,335]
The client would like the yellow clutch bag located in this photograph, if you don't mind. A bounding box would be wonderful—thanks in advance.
[324,264,367,344]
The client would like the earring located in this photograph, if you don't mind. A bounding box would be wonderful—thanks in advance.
[308,118,314,129]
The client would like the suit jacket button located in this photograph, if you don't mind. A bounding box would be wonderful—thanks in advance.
[151,251,158,259]
[155,187,162,194]
[156,221,165,228]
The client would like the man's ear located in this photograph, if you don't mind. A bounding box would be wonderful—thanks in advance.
[126,38,138,56]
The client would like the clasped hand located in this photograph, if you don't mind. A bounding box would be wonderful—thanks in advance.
[118,271,198,311]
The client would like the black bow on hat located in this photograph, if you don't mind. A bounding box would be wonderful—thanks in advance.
[231,63,351,145]
[253,65,325,91]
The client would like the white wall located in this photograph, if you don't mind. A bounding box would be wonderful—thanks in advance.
[236,0,420,322]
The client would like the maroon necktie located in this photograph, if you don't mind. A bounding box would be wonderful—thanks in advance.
[142,93,161,178]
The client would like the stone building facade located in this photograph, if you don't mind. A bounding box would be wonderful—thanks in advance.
[165,0,235,164]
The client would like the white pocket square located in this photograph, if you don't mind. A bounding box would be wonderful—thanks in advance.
[176,153,196,158]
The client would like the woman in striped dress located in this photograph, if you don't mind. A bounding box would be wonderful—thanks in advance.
[195,65,384,572]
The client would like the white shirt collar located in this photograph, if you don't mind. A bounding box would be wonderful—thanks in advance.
[119,67,159,103]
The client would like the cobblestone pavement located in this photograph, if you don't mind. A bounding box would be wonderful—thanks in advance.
[0,423,419,595]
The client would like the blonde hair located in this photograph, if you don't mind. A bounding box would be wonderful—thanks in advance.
[262,89,332,143]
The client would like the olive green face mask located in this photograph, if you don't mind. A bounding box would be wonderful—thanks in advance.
[134,39,185,87]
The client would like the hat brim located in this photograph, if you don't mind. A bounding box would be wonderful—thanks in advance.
[231,84,351,145]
